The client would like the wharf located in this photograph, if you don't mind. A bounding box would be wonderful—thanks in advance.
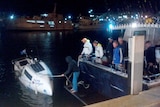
[85,86,160,107]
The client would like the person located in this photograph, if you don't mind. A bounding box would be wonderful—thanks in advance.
[118,37,128,58]
[144,41,159,75]
[92,40,104,63]
[79,38,93,58]
[106,37,114,63]
[61,56,80,93]
[112,40,123,70]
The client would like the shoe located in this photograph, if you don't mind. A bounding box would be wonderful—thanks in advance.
[71,90,77,93]
[70,88,74,91]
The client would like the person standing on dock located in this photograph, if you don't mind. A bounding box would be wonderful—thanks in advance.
[79,38,93,59]
[92,40,104,63]
[112,40,123,70]
[144,41,159,75]
[118,36,128,58]
[106,37,114,64]
[61,56,80,93]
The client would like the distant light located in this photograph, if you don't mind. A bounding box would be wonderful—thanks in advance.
[123,15,128,19]
[64,18,67,20]
[132,23,137,28]
[10,15,14,20]
[145,15,148,18]
[109,24,113,29]
[90,14,94,18]
[88,9,93,14]
[41,13,48,17]
[59,21,62,23]
[68,15,71,19]
[99,18,104,21]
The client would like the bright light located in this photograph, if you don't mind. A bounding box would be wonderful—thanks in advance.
[99,18,104,21]
[109,24,113,29]
[68,15,72,19]
[90,14,94,17]
[145,15,148,18]
[59,21,62,23]
[132,23,137,28]
[10,15,14,20]
[123,15,128,19]
[88,9,93,14]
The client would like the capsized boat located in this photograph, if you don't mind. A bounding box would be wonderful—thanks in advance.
[12,57,53,96]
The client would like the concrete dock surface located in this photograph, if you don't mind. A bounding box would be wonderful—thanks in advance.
[85,86,160,107]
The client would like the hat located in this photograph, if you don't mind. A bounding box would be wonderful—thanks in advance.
[93,40,98,44]
[81,38,88,42]
[108,37,113,40]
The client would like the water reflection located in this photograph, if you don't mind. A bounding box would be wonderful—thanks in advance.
[19,83,53,107]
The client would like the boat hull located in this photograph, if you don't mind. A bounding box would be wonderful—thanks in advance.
[13,57,53,96]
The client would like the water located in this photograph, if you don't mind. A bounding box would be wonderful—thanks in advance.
[0,30,108,107]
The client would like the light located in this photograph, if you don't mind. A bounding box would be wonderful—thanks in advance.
[41,13,48,17]
[132,23,137,28]
[90,14,94,18]
[145,15,148,18]
[99,18,104,21]
[109,24,113,29]
[88,9,93,14]
[68,15,71,19]
[10,15,14,20]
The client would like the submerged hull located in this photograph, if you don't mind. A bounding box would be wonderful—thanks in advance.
[13,57,53,96]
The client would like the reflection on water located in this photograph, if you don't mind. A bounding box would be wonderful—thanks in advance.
[0,30,107,107]
[19,82,53,107]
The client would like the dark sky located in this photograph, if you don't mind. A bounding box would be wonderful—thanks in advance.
[0,0,107,16]
[0,0,160,16]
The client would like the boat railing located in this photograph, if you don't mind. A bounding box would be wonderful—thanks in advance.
[112,23,160,30]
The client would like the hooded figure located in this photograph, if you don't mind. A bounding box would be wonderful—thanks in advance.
[63,56,80,93]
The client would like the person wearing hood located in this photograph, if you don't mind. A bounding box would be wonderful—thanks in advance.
[61,56,80,93]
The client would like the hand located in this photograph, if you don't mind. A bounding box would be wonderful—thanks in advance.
[148,63,153,66]
[119,64,123,67]
[61,74,65,77]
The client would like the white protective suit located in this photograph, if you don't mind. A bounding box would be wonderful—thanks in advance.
[95,43,104,58]
[81,40,93,55]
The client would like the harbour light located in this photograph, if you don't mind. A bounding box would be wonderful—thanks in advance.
[10,15,14,20]
[109,24,113,29]
[132,23,137,28]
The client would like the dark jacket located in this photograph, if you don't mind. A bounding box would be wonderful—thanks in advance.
[119,41,128,57]
[106,41,113,58]
[64,56,80,75]
[145,46,156,64]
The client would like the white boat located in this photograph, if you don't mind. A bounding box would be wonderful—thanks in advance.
[12,57,53,96]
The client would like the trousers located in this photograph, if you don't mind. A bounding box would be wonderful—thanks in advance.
[72,71,80,91]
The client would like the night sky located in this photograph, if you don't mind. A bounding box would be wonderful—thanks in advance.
[0,0,160,16]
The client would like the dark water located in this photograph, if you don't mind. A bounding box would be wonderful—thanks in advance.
[0,30,108,107]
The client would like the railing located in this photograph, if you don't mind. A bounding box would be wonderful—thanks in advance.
[112,23,160,30]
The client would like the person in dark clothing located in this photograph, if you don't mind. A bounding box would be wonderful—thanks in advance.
[144,41,159,75]
[118,37,128,58]
[61,56,80,93]
[106,37,114,63]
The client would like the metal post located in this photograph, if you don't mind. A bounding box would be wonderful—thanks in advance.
[130,36,144,95]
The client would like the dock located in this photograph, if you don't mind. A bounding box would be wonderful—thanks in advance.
[85,86,160,107]
[64,85,108,106]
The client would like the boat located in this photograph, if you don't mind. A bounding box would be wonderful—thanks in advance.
[4,4,73,31]
[76,16,107,30]
[12,57,53,96]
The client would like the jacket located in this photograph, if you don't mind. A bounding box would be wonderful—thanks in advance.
[81,40,93,55]
[113,46,123,64]
[64,56,80,75]
[95,43,104,58]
